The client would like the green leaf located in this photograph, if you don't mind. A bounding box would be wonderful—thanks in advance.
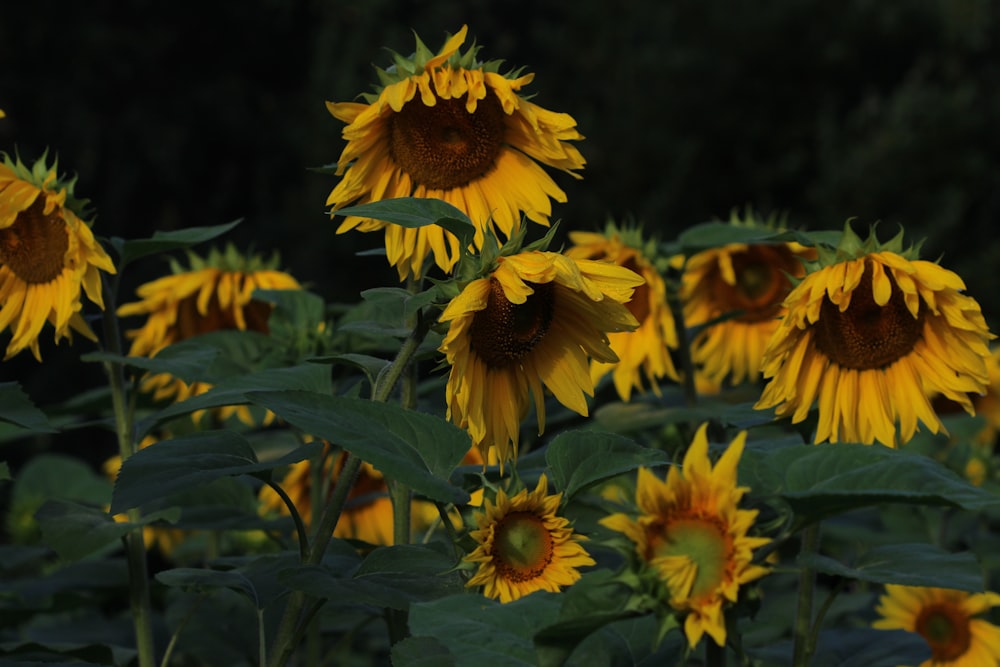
[800,543,985,592]
[155,556,301,610]
[338,197,476,248]
[115,219,242,267]
[312,353,390,389]
[247,390,470,504]
[0,462,9,481]
[34,500,179,560]
[545,430,669,500]
[0,382,56,433]
[82,344,220,381]
[750,627,930,667]
[392,636,456,667]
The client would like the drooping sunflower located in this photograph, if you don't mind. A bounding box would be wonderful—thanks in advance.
[874,584,1000,666]
[117,244,301,426]
[682,237,815,386]
[565,225,679,401]
[0,153,116,360]
[464,474,594,603]
[600,423,771,648]
[326,25,585,281]
[755,224,994,447]
[439,250,642,466]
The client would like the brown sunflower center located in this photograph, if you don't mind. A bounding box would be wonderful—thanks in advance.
[172,293,273,341]
[650,516,732,600]
[811,260,925,370]
[711,245,801,323]
[623,258,651,324]
[389,90,506,190]
[0,197,70,284]
[469,278,554,369]
[492,510,554,582]
[915,603,972,661]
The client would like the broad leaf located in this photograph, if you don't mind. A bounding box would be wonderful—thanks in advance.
[545,430,670,500]
[35,500,179,560]
[339,197,476,248]
[114,220,241,267]
[0,382,56,433]
[800,543,985,592]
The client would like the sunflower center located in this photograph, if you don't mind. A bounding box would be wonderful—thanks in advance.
[0,197,70,284]
[811,260,925,370]
[469,278,554,368]
[915,603,972,661]
[172,294,273,341]
[492,511,554,582]
[623,258,651,324]
[389,90,506,190]
[651,516,731,599]
[711,245,799,323]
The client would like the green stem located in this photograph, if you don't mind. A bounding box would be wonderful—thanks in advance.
[792,522,821,667]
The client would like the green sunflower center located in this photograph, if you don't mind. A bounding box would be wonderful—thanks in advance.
[651,516,731,600]
[915,603,972,661]
[389,90,506,191]
[0,197,70,284]
[470,278,554,368]
[492,510,554,583]
[711,245,800,322]
[812,260,925,370]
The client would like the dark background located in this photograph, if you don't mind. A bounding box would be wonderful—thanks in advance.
[2,0,999,391]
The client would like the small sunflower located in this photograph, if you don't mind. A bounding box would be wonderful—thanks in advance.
[0,153,116,360]
[464,474,594,603]
[874,584,1000,666]
[439,250,642,466]
[600,423,771,648]
[327,25,585,280]
[565,225,679,401]
[755,224,994,446]
[682,237,814,386]
[117,245,301,426]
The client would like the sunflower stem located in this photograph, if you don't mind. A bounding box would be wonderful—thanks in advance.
[792,522,821,667]
[667,277,698,407]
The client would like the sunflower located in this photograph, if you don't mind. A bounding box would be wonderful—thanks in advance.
[874,584,1000,666]
[600,423,771,648]
[117,245,301,426]
[326,25,585,281]
[0,153,116,360]
[439,250,642,466]
[565,225,679,401]
[682,239,814,386]
[755,224,994,447]
[464,474,593,603]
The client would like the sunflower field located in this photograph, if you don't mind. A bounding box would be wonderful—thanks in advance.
[3,7,1000,667]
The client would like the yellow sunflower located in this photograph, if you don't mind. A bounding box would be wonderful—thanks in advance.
[0,153,116,360]
[464,473,594,603]
[439,250,642,466]
[682,240,815,386]
[600,423,771,648]
[117,245,301,426]
[755,225,994,447]
[874,584,1000,666]
[565,225,679,401]
[326,25,585,280]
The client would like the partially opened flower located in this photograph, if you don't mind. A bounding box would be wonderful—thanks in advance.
[0,153,116,360]
[117,245,301,426]
[600,423,771,648]
[565,225,679,401]
[755,224,994,446]
[326,25,585,280]
[874,584,1000,666]
[439,250,642,466]
[465,474,594,603]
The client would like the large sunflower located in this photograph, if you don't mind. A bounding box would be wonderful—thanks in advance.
[117,245,301,425]
[755,225,994,447]
[439,250,642,466]
[874,584,1000,666]
[565,226,679,401]
[600,423,771,648]
[0,153,116,360]
[464,474,594,603]
[326,25,585,280]
[682,239,814,386]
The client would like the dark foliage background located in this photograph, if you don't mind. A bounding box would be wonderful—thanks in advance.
[2,0,999,395]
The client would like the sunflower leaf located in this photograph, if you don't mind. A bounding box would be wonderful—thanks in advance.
[35,500,179,561]
[114,219,242,267]
[338,197,476,248]
[798,543,985,592]
[0,381,56,434]
[246,389,470,504]
[545,430,670,501]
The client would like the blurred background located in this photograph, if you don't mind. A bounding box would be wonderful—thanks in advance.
[1,0,999,385]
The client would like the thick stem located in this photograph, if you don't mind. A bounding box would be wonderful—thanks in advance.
[792,522,821,667]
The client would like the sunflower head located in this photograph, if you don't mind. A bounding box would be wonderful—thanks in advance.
[0,151,116,360]
[755,222,995,446]
[874,584,1000,666]
[326,25,585,281]
[600,423,772,649]
[464,474,594,603]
